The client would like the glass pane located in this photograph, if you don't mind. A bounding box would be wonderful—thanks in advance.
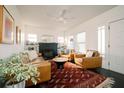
[98,30,101,53]
[78,43,85,53]
[102,29,105,54]
[58,37,64,43]
[98,26,105,55]
[77,32,86,42]
[67,36,74,49]
[28,34,37,42]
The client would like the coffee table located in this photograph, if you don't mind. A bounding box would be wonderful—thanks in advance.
[53,57,68,69]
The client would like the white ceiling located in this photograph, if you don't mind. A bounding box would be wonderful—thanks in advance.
[17,5,116,32]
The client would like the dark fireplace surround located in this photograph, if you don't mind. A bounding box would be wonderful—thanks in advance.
[39,43,58,60]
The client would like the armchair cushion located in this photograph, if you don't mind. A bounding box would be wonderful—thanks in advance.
[21,51,45,64]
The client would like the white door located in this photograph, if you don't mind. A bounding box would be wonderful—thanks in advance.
[109,19,124,74]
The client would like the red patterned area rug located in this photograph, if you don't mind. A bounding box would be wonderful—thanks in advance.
[48,69,114,88]
[41,62,114,88]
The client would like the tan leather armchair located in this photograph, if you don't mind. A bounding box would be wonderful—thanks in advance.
[26,61,51,87]
[74,50,102,69]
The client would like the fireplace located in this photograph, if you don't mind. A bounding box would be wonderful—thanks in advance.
[39,43,58,60]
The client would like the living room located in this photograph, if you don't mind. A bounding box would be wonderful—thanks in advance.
[0,3,124,89]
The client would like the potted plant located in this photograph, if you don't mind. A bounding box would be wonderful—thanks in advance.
[0,53,39,88]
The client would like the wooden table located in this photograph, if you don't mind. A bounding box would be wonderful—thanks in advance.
[53,57,68,69]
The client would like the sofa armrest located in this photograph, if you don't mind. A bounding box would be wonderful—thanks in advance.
[26,62,51,87]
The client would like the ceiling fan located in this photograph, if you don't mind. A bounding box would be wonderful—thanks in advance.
[58,9,75,23]
[48,9,75,23]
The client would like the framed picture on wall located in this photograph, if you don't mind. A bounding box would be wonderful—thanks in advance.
[19,29,21,44]
[16,26,21,44]
[0,6,14,44]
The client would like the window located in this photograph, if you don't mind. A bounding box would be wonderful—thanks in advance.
[28,34,37,42]
[98,26,105,56]
[77,32,86,53]
[67,36,74,49]
[58,36,64,43]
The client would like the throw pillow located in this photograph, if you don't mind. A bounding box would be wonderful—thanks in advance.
[24,50,38,61]
[92,51,99,57]
[20,52,30,64]
[86,51,93,57]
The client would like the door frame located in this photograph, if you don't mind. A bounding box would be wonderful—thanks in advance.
[108,17,124,70]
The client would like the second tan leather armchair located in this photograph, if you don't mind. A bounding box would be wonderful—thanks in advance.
[74,50,102,69]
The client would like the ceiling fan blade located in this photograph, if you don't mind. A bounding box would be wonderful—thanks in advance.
[64,17,76,20]
[46,8,74,23]
[60,9,76,20]
[59,9,66,18]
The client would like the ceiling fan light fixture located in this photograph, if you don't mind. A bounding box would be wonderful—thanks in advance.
[59,17,64,21]
[58,17,67,24]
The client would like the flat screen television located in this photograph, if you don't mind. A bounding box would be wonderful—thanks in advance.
[39,43,58,59]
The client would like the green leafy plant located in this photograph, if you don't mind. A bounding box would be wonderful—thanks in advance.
[0,53,39,86]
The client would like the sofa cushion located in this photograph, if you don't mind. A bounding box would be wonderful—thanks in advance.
[24,50,38,61]
[20,52,30,64]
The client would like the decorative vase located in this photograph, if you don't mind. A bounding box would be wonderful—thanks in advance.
[4,80,25,88]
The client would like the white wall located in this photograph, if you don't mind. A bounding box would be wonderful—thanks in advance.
[24,25,65,43]
[65,6,124,69]
[1,5,124,70]
[0,5,24,59]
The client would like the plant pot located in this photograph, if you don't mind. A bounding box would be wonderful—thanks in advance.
[4,80,25,88]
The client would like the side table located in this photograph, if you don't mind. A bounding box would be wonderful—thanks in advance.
[53,57,68,69]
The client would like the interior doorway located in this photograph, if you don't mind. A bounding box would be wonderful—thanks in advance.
[108,18,124,74]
